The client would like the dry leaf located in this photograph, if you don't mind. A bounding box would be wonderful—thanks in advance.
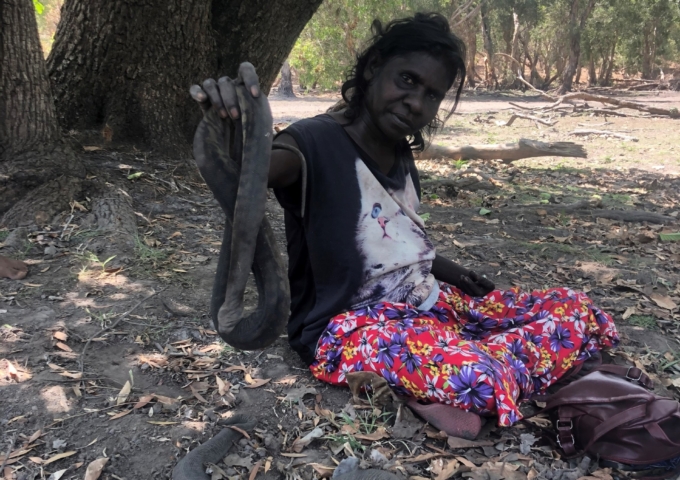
[189,383,208,403]
[55,342,72,352]
[650,293,677,310]
[84,457,109,480]
[147,421,178,425]
[248,460,262,480]
[622,306,637,320]
[354,426,390,442]
[309,463,335,478]
[47,469,67,480]
[83,146,103,152]
[244,378,271,388]
[435,459,460,480]
[134,395,154,409]
[109,409,132,420]
[215,376,229,396]
[52,331,68,342]
[116,381,131,405]
[29,456,43,464]
[292,427,324,453]
[282,386,317,403]
[43,451,77,466]
[169,231,182,239]
[73,385,82,397]
[59,371,82,379]
[28,429,42,443]
[5,360,19,381]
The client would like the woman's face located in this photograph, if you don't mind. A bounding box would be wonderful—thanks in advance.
[363,52,454,142]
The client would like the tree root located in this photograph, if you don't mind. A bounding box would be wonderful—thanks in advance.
[1,175,83,227]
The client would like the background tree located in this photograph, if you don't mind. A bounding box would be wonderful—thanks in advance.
[556,0,597,94]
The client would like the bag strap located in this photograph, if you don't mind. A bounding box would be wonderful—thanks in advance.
[593,364,654,389]
[645,422,680,448]
[555,403,649,456]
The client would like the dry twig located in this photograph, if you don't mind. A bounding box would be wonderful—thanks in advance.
[80,288,166,373]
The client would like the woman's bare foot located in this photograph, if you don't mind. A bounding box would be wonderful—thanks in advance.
[0,255,28,280]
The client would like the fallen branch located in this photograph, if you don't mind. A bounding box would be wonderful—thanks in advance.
[501,113,557,127]
[550,92,679,118]
[588,108,638,118]
[513,80,679,118]
[418,138,587,162]
[627,83,660,91]
[80,288,165,373]
[591,210,674,224]
[569,129,638,142]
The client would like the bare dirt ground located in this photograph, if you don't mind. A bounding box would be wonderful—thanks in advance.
[1,91,680,480]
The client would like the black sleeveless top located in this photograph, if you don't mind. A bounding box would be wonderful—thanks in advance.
[274,115,435,365]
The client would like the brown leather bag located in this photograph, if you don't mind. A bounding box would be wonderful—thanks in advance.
[541,365,680,469]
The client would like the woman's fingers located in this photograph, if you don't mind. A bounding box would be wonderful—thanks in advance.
[217,76,241,120]
[238,62,261,98]
[189,85,210,112]
[202,78,228,118]
[191,64,261,118]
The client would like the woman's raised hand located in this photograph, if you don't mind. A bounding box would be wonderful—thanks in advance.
[189,62,261,120]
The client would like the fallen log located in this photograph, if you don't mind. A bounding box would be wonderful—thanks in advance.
[569,129,639,142]
[418,138,587,162]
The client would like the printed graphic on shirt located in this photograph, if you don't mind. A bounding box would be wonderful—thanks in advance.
[351,159,436,308]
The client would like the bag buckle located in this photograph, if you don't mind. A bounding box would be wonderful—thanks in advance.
[556,419,573,429]
[626,366,642,382]
[557,433,575,449]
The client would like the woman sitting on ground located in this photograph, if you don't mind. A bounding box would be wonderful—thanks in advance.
[191,12,618,427]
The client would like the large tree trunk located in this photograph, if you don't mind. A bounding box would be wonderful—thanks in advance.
[557,0,596,95]
[0,0,59,156]
[47,0,322,152]
[0,0,84,226]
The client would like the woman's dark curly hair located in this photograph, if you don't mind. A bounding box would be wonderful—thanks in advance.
[341,12,466,151]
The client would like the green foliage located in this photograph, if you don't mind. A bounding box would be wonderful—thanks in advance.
[628,314,657,329]
[33,0,44,15]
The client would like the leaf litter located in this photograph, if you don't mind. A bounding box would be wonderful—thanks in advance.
[2,103,680,479]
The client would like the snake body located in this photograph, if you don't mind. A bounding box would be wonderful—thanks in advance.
[172,415,255,480]
[193,85,289,350]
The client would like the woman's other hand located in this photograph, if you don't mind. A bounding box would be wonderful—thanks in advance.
[189,62,261,120]
[458,270,495,297]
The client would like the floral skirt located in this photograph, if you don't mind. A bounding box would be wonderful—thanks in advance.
[310,283,619,426]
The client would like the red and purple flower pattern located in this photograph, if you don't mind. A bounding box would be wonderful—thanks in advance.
[310,283,619,426]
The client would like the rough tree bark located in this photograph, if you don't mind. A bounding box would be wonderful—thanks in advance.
[557,0,596,95]
[279,60,295,97]
[0,0,84,226]
[48,0,322,151]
